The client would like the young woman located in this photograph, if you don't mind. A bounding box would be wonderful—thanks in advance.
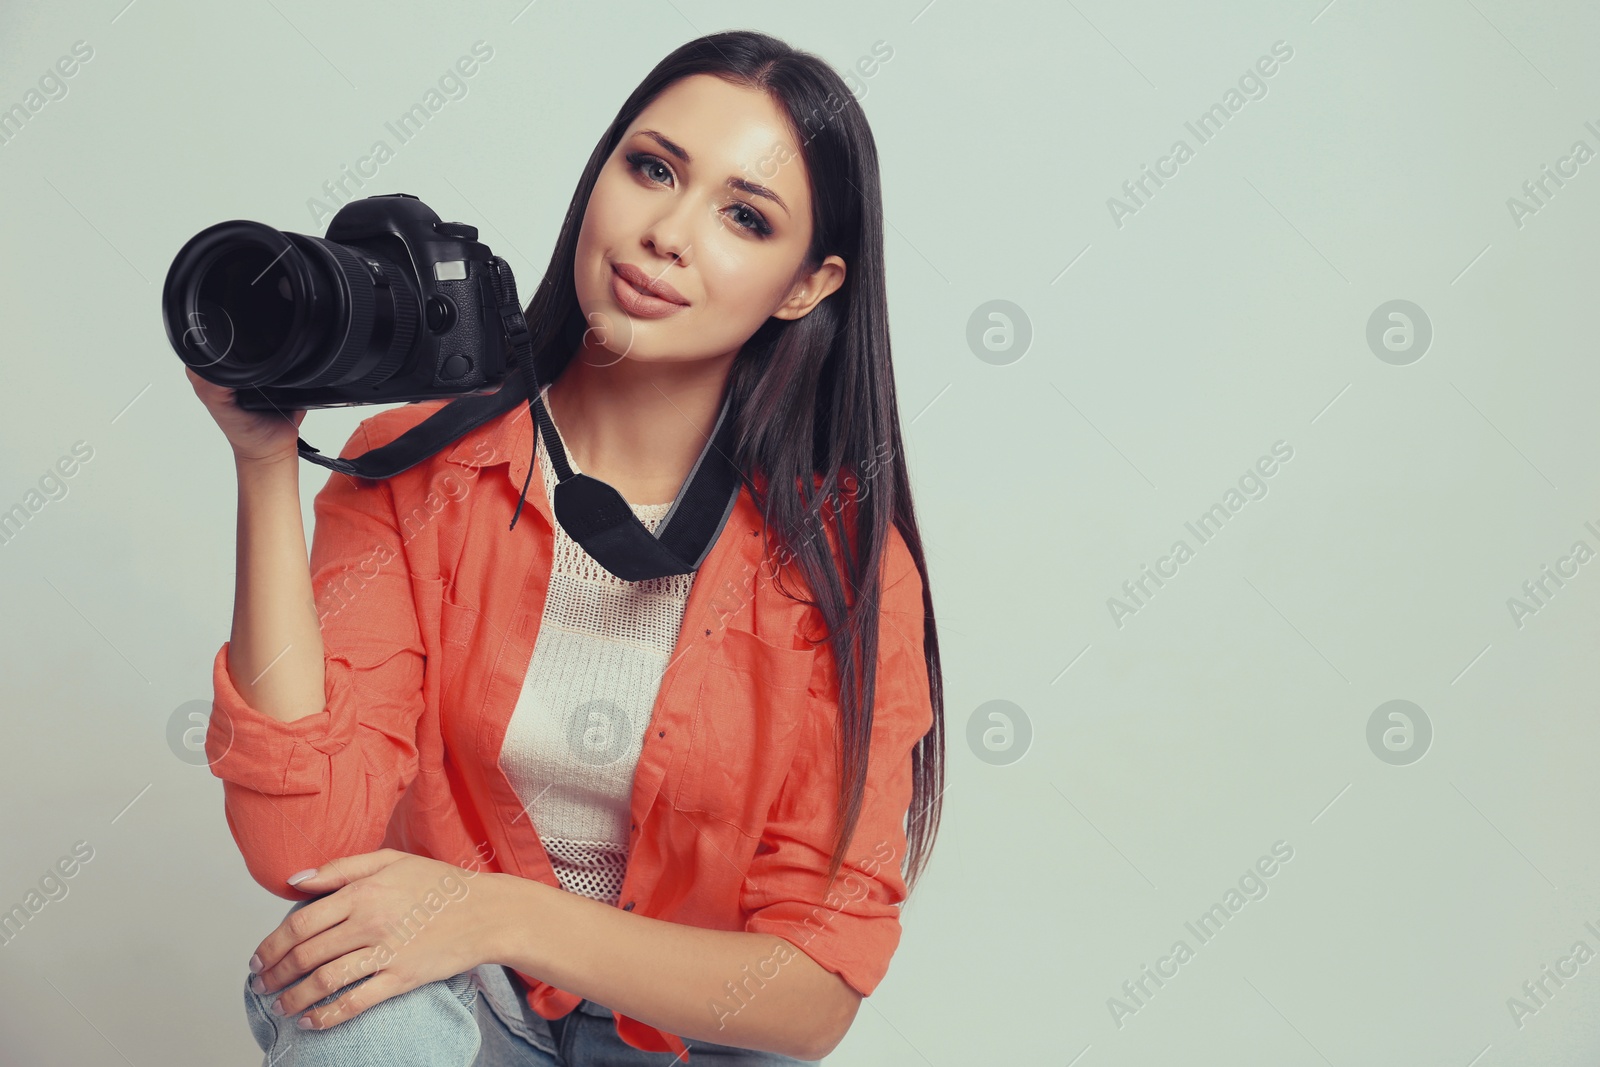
[189,29,945,1066]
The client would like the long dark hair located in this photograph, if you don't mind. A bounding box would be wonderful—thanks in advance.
[519,30,944,898]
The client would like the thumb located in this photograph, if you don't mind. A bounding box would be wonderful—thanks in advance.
[285,849,401,892]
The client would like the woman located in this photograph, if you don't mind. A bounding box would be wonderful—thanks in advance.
[189,29,945,1066]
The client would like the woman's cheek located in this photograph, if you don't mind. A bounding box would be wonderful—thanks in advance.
[710,268,783,332]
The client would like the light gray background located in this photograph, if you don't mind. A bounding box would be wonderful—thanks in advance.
[1,0,1597,1063]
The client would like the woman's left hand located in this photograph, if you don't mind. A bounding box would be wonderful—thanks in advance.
[246,849,501,1030]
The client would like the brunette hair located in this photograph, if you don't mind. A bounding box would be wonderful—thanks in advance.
[519,30,945,897]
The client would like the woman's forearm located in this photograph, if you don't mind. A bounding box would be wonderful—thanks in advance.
[478,873,856,1060]
[228,453,326,724]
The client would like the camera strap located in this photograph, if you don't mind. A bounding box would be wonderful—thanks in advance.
[290,258,743,581]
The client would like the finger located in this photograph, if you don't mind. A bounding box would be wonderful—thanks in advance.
[184,366,219,397]
[252,892,352,987]
[280,849,402,895]
[258,917,377,1010]
[294,958,407,1031]
[258,916,370,997]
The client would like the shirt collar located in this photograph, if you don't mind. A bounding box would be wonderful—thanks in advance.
[443,393,772,568]
[445,400,552,528]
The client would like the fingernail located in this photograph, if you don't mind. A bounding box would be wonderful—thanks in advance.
[270,998,286,1017]
[248,953,264,974]
[286,868,318,887]
[297,1016,315,1030]
[250,976,266,995]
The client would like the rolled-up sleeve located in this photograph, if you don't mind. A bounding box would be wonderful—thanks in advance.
[740,528,934,997]
[204,419,428,899]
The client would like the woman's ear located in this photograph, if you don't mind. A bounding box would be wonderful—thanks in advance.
[773,255,847,320]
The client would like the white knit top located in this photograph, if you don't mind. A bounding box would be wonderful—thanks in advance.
[496,383,696,906]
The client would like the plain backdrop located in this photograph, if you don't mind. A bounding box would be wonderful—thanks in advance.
[2,0,1599,1063]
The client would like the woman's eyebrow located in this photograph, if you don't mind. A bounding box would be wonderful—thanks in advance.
[637,128,790,217]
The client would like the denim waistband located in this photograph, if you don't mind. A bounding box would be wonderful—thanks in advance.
[501,966,614,1020]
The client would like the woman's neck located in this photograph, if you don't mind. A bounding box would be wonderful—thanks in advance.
[545,341,738,507]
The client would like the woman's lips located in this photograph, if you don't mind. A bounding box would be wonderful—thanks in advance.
[610,263,689,319]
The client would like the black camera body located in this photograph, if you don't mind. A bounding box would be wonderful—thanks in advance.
[162,193,515,411]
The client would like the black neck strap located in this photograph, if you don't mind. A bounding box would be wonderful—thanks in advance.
[288,258,743,580]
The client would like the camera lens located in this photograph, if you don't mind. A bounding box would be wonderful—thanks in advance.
[192,246,293,368]
[162,220,419,392]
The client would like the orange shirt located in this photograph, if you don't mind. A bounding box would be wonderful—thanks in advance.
[204,396,934,1057]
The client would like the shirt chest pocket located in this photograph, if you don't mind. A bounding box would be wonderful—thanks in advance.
[436,594,488,714]
[673,627,816,837]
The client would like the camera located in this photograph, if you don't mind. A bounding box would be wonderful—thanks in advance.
[162,193,518,411]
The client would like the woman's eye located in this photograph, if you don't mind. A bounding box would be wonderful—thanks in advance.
[625,151,772,237]
[627,152,673,185]
[728,204,772,237]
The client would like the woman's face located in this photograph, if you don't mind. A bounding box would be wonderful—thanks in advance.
[573,73,846,366]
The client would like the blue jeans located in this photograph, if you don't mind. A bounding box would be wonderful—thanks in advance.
[243,898,823,1065]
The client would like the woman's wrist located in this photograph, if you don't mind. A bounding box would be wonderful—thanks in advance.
[233,448,302,472]
[475,873,548,972]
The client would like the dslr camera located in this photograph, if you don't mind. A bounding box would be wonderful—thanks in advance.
[162,193,520,411]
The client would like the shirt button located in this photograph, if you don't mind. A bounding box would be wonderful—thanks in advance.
[623,901,635,911]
